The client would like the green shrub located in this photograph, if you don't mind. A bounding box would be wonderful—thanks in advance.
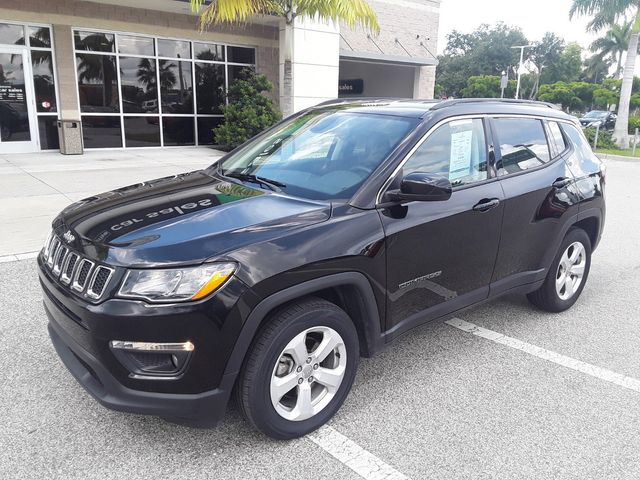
[583,127,617,149]
[628,116,640,135]
[213,68,281,151]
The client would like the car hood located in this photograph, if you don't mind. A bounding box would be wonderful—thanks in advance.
[53,170,331,267]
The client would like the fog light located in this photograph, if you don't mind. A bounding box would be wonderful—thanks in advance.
[110,340,194,378]
[110,340,194,352]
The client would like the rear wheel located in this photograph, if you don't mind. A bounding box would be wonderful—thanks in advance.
[527,227,591,312]
[236,297,359,439]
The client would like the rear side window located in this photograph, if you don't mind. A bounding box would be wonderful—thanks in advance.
[494,118,551,175]
[562,123,596,160]
[401,118,488,187]
[547,121,567,157]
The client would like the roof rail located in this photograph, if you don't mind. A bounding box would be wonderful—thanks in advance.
[429,98,559,111]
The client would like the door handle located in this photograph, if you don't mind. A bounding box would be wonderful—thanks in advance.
[552,177,572,189]
[473,198,500,212]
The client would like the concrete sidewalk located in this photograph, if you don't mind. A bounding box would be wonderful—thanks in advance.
[0,148,223,259]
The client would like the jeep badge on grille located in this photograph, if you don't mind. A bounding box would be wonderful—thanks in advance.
[63,230,75,243]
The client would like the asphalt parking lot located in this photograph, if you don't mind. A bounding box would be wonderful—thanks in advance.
[1,158,639,480]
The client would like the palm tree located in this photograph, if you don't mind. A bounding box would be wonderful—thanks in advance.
[571,0,639,149]
[190,0,379,117]
[589,21,632,78]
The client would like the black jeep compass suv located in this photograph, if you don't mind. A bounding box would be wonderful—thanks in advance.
[39,99,605,439]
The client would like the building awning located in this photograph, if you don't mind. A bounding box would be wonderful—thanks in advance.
[340,50,437,67]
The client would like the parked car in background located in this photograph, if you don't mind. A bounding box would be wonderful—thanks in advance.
[579,110,617,130]
[39,98,606,439]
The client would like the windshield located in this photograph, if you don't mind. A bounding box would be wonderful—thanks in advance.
[215,110,417,200]
[584,111,607,119]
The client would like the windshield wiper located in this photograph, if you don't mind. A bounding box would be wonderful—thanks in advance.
[223,171,286,192]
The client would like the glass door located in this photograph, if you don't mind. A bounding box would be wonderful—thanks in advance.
[0,46,39,153]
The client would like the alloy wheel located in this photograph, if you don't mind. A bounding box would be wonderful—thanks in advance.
[269,326,347,421]
[555,241,586,301]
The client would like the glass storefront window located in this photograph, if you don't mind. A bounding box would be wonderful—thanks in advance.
[27,26,51,48]
[82,116,122,148]
[77,54,119,112]
[124,116,160,147]
[74,29,256,148]
[73,31,116,52]
[118,35,155,56]
[228,65,255,86]
[37,116,59,149]
[194,42,224,61]
[158,39,190,59]
[160,60,193,114]
[120,56,158,113]
[31,51,56,112]
[74,31,115,52]
[0,23,25,45]
[162,117,195,146]
[228,46,255,64]
[195,62,225,114]
[197,117,223,145]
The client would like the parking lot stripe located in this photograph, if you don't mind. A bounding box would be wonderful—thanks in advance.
[307,425,410,480]
[445,318,640,393]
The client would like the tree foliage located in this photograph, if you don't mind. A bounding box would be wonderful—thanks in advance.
[190,0,379,31]
[436,23,527,97]
[214,68,281,151]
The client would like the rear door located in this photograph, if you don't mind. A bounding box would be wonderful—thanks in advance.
[379,117,504,337]
[489,116,581,295]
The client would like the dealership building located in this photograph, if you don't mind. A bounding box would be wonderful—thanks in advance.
[0,0,439,154]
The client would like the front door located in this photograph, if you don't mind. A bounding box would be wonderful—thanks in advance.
[0,46,39,153]
[379,117,504,337]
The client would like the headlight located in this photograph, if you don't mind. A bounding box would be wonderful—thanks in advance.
[118,263,236,303]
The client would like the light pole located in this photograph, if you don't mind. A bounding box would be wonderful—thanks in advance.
[511,44,534,99]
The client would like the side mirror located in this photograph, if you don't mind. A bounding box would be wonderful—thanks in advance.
[387,172,452,203]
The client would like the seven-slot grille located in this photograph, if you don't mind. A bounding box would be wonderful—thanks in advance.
[43,233,114,301]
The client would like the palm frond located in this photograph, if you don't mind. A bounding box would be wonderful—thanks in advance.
[191,0,281,29]
[294,0,379,32]
[569,0,636,32]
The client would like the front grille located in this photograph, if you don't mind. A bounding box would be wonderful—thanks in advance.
[87,266,114,299]
[43,233,115,301]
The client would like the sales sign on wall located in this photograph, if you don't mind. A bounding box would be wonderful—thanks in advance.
[338,79,364,95]
[0,85,25,103]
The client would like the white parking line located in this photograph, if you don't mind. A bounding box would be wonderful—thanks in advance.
[308,425,410,480]
[445,318,640,393]
[0,251,39,264]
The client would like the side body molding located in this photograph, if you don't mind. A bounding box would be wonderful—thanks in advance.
[223,272,384,377]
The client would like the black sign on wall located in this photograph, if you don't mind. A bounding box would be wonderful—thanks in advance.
[0,84,25,103]
[338,79,364,95]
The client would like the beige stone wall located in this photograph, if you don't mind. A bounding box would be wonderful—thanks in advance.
[0,0,280,118]
[340,0,440,99]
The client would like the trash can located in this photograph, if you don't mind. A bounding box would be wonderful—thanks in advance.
[57,119,83,155]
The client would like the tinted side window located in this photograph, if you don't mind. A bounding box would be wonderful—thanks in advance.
[402,118,488,187]
[494,118,550,175]
[547,121,567,157]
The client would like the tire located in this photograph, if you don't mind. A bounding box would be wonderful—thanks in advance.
[527,227,592,313]
[236,297,359,439]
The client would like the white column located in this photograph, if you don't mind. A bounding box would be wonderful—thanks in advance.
[279,17,340,116]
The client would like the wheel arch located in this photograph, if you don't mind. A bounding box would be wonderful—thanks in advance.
[224,272,384,379]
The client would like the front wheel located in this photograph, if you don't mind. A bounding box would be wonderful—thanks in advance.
[236,297,359,439]
[527,227,592,312]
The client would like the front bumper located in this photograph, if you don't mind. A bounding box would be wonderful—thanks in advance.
[39,254,250,426]
[47,318,234,426]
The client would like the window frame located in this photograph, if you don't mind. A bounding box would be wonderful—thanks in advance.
[544,119,570,159]
[70,27,257,149]
[491,116,553,175]
[376,113,582,205]
[488,115,577,181]
[0,20,60,150]
[376,115,495,205]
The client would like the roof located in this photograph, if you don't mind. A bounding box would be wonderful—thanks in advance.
[313,98,574,121]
